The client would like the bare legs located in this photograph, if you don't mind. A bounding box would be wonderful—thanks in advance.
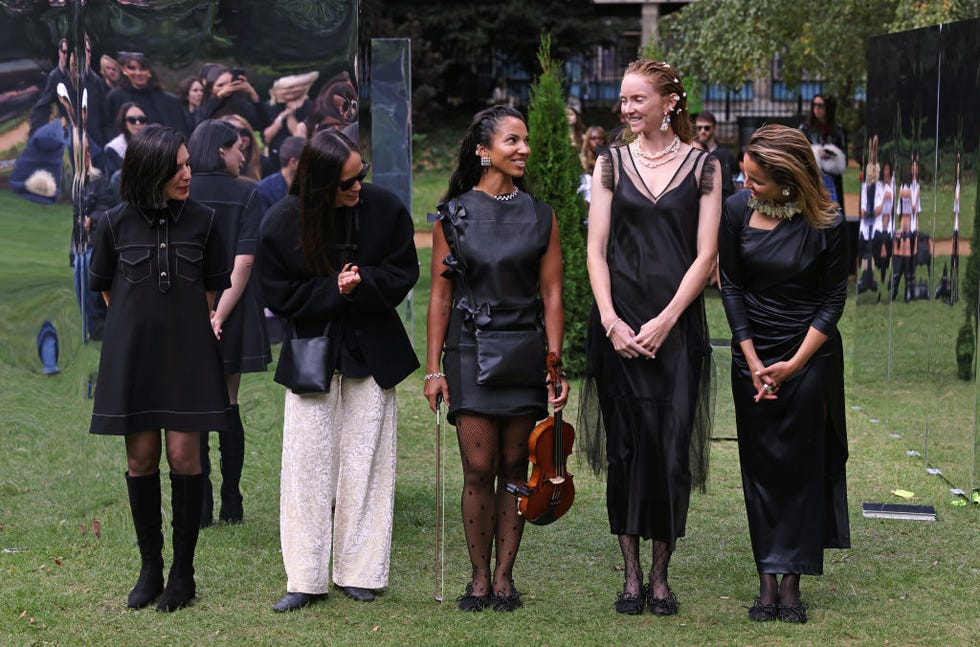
[455,413,533,600]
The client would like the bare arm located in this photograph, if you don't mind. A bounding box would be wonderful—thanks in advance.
[424,221,453,411]
[211,254,253,339]
[539,213,568,410]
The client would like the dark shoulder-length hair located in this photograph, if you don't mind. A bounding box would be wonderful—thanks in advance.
[114,101,142,141]
[187,119,239,174]
[120,125,186,210]
[291,129,358,274]
[443,105,528,202]
[806,93,837,130]
[116,51,162,92]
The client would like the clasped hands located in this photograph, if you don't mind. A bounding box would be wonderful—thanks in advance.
[606,316,671,360]
[751,360,797,403]
[338,262,360,296]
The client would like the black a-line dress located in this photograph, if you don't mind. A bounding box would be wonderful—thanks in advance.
[718,190,850,575]
[580,146,714,549]
[88,200,231,435]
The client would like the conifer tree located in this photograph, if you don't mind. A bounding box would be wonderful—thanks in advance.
[526,34,591,375]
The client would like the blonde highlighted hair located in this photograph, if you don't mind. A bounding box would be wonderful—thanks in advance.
[623,59,693,144]
[744,124,839,229]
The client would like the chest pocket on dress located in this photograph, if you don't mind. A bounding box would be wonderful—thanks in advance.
[175,246,203,282]
[119,248,151,284]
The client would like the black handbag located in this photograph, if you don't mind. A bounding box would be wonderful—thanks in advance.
[274,321,334,394]
[475,328,546,387]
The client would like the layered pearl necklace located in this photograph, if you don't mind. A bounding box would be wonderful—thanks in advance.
[631,135,681,168]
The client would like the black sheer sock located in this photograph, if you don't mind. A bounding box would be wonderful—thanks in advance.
[778,574,801,606]
[618,534,642,597]
[456,414,499,597]
[492,415,533,597]
[648,540,673,599]
[758,573,778,605]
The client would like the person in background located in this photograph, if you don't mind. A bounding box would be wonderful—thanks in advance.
[178,76,205,127]
[695,111,737,201]
[200,66,270,136]
[578,125,606,203]
[256,136,305,212]
[263,71,317,173]
[100,54,123,92]
[257,130,418,612]
[580,59,719,617]
[30,35,108,148]
[187,119,271,528]
[799,94,846,208]
[219,114,266,181]
[88,125,230,612]
[103,102,149,178]
[105,52,191,137]
[718,124,849,624]
[567,105,585,151]
[424,105,568,612]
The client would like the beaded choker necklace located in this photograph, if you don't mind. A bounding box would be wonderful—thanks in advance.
[475,187,520,201]
[749,197,800,221]
[631,135,680,168]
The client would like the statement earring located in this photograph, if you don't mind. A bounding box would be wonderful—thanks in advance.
[480,155,492,167]
[781,187,791,197]
[660,112,671,132]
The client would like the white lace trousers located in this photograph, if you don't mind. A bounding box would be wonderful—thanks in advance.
[280,374,397,593]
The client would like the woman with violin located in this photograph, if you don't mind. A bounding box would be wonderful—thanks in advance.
[580,60,720,616]
[424,105,568,612]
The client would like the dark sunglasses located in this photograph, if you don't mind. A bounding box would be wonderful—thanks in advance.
[338,161,370,191]
[126,115,148,125]
[237,128,252,138]
[812,101,826,107]
[696,125,713,131]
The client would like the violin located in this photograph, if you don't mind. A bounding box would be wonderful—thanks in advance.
[506,352,575,525]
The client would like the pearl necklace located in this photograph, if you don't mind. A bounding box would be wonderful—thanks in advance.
[749,197,800,221]
[632,135,680,168]
[475,187,520,201]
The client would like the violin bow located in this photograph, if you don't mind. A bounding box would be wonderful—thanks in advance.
[434,393,445,603]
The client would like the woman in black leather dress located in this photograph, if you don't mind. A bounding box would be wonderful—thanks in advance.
[424,105,568,612]
[719,124,850,624]
[187,120,271,526]
[580,59,720,616]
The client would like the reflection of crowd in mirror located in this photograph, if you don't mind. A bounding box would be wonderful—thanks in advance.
[892,162,921,302]
[938,153,962,305]
[858,137,884,296]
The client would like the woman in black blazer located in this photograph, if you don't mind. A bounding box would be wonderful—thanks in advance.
[256,130,418,612]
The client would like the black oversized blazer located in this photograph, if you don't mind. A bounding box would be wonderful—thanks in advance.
[256,184,419,390]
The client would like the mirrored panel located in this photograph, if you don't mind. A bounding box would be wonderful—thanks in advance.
[864,19,980,498]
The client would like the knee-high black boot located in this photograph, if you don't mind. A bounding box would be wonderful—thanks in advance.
[199,433,214,528]
[157,473,203,612]
[219,404,245,523]
[125,471,164,609]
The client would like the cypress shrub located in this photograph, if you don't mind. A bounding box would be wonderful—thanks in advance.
[525,35,591,376]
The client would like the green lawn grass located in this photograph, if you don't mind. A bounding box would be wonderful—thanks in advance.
[1,185,978,646]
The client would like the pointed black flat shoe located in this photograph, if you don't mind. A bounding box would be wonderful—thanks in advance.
[614,586,646,615]
[456,582,491,612]
[273,592,327,613]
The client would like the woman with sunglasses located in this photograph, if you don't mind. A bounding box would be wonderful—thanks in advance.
[799,94,846,207]
[256,130,419,613]
[104,102,149,178]
[187,120,271,527]
[218,114,267,181]
[105,52,192,139]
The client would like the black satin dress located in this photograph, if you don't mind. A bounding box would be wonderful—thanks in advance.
[580,146,714,549]
[438,190,553,426]
[719,191,850,575]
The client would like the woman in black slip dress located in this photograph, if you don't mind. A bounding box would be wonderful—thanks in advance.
[580,59,721,616]
[424,105,569,612]
[719,124,849,624]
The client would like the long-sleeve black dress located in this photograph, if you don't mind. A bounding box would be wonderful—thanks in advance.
[719,190,850,575]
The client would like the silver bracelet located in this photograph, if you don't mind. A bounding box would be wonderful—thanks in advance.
[605,318,622,338]
[424,372,446,381]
